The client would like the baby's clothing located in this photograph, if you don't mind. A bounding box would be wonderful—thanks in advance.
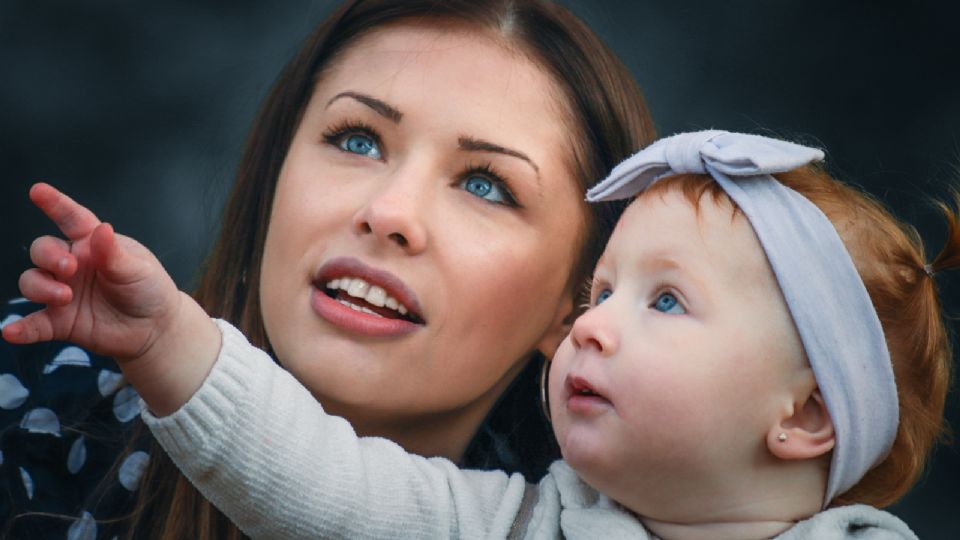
[143,320,918,539]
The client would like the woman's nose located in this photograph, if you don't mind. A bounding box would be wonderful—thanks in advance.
[569,305,618,356]
[351,165,429,254]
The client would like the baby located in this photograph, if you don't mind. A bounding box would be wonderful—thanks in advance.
[4,131,951,539]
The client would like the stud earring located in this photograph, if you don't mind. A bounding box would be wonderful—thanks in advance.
[777,432,788,442]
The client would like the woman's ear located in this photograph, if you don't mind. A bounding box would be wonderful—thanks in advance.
[535,294,575,358]
[767,389,836,460]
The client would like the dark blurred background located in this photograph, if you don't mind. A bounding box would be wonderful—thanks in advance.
[2,1,958,537]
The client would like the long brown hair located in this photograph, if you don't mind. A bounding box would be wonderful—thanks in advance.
[645,169,954,508]
[125,1,655,537]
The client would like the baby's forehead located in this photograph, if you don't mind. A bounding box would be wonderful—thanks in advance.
[617,187,744,245]
[603,189,777,286]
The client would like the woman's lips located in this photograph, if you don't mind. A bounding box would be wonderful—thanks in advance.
[310,256,425,337]
[565,373,613,415]
[310,288,420,337]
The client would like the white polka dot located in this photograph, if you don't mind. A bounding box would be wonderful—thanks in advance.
[118,451,149,491]
[0,313,22,330]
[113,386,140,423]
[97,369,125,397]
[68,436,87,474]
[20,407,61,436]
[19,467,34,500]
[67,511,97,540]
[42,346,91,374]
[0,374,29,409]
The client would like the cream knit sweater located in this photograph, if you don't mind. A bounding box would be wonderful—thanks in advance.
[142,320,918,540]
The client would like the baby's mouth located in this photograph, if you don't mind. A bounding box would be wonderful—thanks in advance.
[321,277,424,324]
[567,375,611,403]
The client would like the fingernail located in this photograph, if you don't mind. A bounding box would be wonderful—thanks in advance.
[58,258,69,272]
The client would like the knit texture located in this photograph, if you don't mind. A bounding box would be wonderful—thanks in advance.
[142,319,916,539]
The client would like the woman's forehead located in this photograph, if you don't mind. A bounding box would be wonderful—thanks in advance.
[311,23,580,187]
[321,23,568,113]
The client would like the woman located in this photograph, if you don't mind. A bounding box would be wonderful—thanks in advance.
[0,0,655,538]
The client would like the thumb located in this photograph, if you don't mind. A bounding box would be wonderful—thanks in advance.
[89,223,143,284]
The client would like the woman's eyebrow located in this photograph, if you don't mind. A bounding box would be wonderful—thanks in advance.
[326,91,402,123]
[458,136,541,179]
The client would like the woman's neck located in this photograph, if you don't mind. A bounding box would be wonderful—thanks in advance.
[325,355,529,462]
[354,408,483,461]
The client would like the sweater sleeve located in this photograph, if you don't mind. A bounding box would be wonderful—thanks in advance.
[141,319,530,540]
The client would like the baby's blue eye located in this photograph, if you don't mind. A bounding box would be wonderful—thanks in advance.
[653,292,685,314]
[340,133,381,159]
[462,175,509,204]
[595,289,613,305]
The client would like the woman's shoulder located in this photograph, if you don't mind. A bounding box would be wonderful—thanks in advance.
[1,298,152,539]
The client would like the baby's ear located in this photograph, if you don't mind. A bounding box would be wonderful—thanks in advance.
[767,389,835,460]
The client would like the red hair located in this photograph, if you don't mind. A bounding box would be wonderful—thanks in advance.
[640,168,954,507]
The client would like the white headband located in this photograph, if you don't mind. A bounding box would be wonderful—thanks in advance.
[587,130,899,506]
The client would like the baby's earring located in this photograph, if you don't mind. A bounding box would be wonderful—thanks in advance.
[777,432,788,442]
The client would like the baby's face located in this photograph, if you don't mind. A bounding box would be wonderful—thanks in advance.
[549,188,808,517]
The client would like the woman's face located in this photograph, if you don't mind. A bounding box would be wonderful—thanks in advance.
[259,23,587,457]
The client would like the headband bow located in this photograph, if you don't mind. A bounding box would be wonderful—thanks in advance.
[588,131,899,506]
[588,130,825,200]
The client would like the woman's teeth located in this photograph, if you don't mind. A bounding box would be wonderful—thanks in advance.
[326,277,409,316]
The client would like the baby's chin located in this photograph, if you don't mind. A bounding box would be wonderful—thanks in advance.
[558,435,633,496]
[562,444,725,518]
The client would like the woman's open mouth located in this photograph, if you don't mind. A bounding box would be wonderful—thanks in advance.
[320,277,424,324]
[310,257,425,337]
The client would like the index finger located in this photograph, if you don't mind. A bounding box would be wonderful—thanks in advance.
[29,182,102,241]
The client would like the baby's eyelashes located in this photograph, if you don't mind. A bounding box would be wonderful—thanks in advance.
[650,291,686,315]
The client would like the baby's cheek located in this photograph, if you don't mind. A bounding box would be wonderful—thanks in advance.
[618,370,725,439]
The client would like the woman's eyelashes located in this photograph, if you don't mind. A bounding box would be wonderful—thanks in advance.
[458,163,519,207]
[323,121,383,160]
[322,120,520,207]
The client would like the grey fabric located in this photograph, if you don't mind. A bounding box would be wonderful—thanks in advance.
[586,131,899,506]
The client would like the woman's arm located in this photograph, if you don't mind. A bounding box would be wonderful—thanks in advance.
[144,319,532,539]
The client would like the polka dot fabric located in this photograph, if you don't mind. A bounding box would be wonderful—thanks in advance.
[1,300,150,539]
[0,299,560,538]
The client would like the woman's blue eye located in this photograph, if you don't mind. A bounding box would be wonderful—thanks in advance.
[595,289,613,305]
[462,175,509,204]
[340,133,381,159]
[653,292,686,314]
